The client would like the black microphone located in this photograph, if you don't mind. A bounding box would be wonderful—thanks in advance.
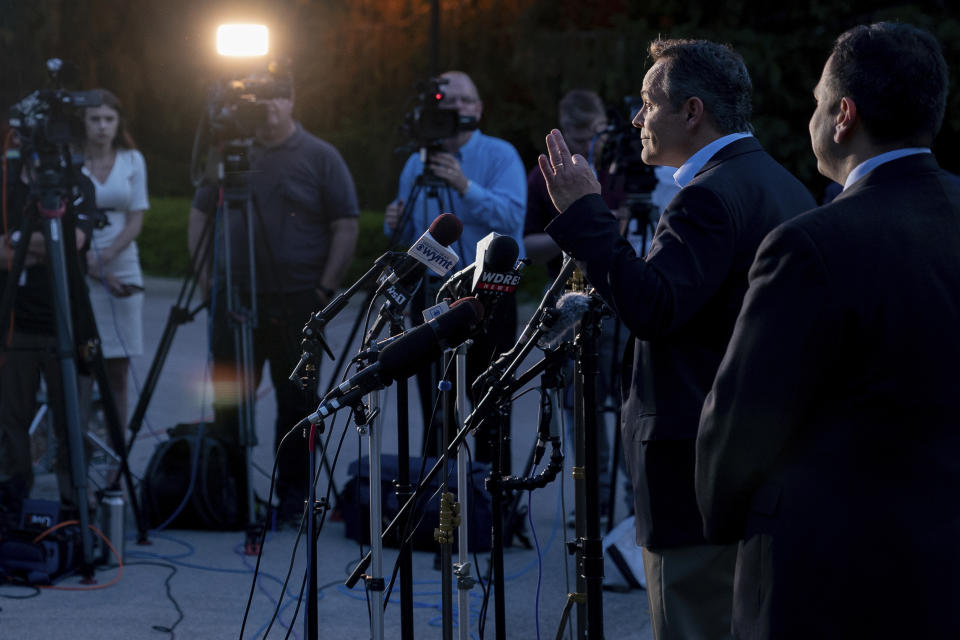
[438,233,520,302]
[301,297,484,422]
[378,213,463,307]
[468,233,522,321]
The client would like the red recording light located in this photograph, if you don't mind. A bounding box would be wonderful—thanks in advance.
[434,92,444,102]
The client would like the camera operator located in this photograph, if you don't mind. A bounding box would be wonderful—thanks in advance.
[524,90,679,527]
[0,149,96,522]
[524,89,624,524]
[188,68,360,526]
[384,70,526,470]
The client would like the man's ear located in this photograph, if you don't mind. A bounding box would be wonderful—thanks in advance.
[834,96,857,143]
[683,96,705,129]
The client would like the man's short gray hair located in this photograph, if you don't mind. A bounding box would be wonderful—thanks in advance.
[648,38,753,134]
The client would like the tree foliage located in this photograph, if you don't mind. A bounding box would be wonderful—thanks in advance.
[2,0,958,208]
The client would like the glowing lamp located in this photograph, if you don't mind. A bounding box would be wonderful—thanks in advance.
[216,24,269,57]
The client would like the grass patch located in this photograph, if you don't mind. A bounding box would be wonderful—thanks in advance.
[138,200,547,303]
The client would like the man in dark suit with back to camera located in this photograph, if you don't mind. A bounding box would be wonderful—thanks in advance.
[696,22,960,640]
[540,39,815,639]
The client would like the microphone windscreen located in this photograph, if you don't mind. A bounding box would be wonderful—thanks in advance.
[483,235,519,271]
[538,292,592,349]
[428,213,463,246]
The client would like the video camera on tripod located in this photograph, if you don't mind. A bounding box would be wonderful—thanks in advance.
[8,59,103,213]
[398,76,479,155]
[190,58,292,184]
[205,71,292,142]
[0,59,145,580]
[598,97,660,237]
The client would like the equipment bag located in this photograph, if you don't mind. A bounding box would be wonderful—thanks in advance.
[140,423,240,530]
[0,500,81,584]
[340,455,492,552]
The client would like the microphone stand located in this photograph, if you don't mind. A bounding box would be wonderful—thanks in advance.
[571,295,605,640]
[454,341,476,639]
[344,275,576,631]
[438,349,456,640]
[304,418,324,640]
[362,392,386,640]
[353,294,416,640]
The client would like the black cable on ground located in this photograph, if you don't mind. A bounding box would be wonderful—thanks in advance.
[121,561,184,637]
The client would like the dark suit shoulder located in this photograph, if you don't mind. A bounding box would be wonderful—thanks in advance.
[693,142,814,209]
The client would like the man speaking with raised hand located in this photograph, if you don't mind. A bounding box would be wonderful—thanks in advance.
[539,39,814,640]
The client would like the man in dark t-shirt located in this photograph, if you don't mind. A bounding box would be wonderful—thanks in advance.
[188,73,360,523]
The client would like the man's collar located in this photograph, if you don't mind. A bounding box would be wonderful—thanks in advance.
[673,132,753,188]
[843,148,931,190]
[455,129,481,157]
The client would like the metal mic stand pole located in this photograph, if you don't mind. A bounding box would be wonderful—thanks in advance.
[439,349,455,640]
[484,403,509,640]
[360,302,415,640]
[571,296,605,639]
[390,313,416,640]
[455,341,475,640]
[364,392,386,640]
[304,416,325,640]
[436,338,472,640]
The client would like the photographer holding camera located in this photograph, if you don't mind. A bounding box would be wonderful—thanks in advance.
[188,68,360,525]
[384,70,526,470]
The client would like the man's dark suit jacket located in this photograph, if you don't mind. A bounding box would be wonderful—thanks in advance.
[547,136,815,548]
[696,153,960,639]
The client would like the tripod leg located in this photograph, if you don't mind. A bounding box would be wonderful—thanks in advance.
[43,216,95,577]
[68,249,150,544]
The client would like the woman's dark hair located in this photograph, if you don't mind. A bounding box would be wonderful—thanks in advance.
[84,88,136,149]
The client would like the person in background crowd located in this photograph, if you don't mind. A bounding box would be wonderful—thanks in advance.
[82,88,149,427]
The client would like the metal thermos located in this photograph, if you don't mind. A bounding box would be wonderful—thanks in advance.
[100,489,125,566]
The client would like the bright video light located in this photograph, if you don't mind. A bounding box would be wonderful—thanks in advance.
[216,24,269,57]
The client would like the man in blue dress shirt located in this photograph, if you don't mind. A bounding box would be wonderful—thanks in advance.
[385,70,526,469]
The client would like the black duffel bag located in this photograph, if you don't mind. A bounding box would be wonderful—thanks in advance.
[340,454,492,552]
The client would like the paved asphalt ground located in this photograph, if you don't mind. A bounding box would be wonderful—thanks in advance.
[1,275,653,639]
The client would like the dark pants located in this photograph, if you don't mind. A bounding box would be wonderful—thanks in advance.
[0,332,92,512]
[413,284,517,474]
[209,288,321,510]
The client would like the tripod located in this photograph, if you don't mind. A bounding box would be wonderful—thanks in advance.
[0,164,144,577]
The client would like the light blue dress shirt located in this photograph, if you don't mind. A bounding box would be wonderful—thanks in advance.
[387,130,527,268]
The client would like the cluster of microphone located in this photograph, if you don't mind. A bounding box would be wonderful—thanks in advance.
[299,213,527,424]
